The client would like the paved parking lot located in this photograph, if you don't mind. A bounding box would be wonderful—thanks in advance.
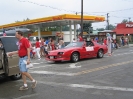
[1,47,133,99]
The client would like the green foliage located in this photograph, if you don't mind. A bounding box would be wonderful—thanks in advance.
[96,28,105,31]
[83,23,92,32]
[105,24,116,30]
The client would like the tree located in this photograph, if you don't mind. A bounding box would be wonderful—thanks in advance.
[62,25,69,31]
[121,19,129,23]
[83,23,92,32]
[121,19,132,23]
[105,24,116,30]
[96,28,105,31]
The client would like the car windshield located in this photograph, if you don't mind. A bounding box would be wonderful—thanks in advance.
[65,42,84,48]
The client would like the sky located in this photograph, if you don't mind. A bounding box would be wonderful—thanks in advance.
[0,0,133,29]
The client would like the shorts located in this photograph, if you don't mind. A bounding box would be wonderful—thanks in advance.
[41,46,44,50]
[19,56,28,72]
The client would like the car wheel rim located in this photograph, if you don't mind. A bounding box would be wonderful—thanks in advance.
[99,50,103,57]
[73,54,78,61]
[14,73,21,78]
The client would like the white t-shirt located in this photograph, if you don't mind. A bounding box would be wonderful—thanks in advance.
[45,46,48,51]
[32,47,36,52]
[125,38,128,41]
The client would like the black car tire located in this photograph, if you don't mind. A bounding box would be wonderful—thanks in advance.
[10,73,22,80]
[71,52,79,62]
[97,49,104,58]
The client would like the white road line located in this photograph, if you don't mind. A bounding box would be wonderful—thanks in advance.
[113,52,133,56]
[32,63,40,64]
[105,52,133,57]
[14,94,39,99]
[20,81,133,92]
[30,65,52,69]
[69,84,133,92]
[68,63,81,69]
[29,71,75,76]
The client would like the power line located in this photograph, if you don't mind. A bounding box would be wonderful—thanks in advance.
[16,0,133,14]
[110,15,133,19]
[17,0,79,13]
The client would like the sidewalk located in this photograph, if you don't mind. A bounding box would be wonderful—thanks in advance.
[129,44,133,47]
[118,44,133,48]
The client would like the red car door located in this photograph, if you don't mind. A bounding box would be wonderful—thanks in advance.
[85,41,95,57]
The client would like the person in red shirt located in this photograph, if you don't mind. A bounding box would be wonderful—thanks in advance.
[78,35,83,41]
[8,31,37,91]
[35,38,41,60]
[52,40,56,50]
[103,38,107,45]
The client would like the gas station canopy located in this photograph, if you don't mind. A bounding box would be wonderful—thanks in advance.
[0,14,105,29]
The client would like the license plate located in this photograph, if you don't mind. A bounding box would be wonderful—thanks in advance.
[50,56,54,59]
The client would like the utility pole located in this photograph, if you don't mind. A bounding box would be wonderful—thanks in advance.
[129,17,131,22]
[107,13,109,30]
[81,0,83,37]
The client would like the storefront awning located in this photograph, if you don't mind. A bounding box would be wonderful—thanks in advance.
[114,23,133,35]
[114,28,133,35]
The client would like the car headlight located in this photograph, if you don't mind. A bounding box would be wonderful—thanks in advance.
[58,52,64,55]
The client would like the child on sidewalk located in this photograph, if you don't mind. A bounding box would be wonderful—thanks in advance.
[32,44,36,59]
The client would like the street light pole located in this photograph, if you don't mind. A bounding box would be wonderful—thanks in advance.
[81,0,83,37]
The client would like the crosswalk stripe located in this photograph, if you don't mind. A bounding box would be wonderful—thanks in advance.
[29,71,75,76]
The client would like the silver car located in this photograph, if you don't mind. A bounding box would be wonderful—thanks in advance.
[0,36,21,80]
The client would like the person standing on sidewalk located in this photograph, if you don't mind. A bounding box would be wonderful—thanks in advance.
[35,38,41,60]
[8,31,37,91]
[106,33,112,56]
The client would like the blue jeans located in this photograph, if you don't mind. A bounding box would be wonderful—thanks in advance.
[19,56,28,72]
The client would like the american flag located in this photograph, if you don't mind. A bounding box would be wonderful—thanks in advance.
[3,29,6,36]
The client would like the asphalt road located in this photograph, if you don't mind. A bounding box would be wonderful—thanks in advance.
[1,47,133,99]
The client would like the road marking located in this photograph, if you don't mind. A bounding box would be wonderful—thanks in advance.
[75,60,133,76]
[20,80,133,92]
[69,84,133,92]
[68,63,81,68]
[14,93,39,99]
[30,65,52,69]
[32,63,40,64]
[29,71,75,76]
[105,52,133,57]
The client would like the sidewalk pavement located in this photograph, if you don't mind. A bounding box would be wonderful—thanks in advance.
[129,44,133,47]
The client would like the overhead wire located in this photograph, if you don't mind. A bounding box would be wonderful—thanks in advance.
[17,0,133,14]
[17,0,79,13]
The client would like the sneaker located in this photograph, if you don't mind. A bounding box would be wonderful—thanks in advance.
[32,80,37,89]
[19,86,28,91]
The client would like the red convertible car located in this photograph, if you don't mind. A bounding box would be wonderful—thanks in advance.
[45,41,108,62]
